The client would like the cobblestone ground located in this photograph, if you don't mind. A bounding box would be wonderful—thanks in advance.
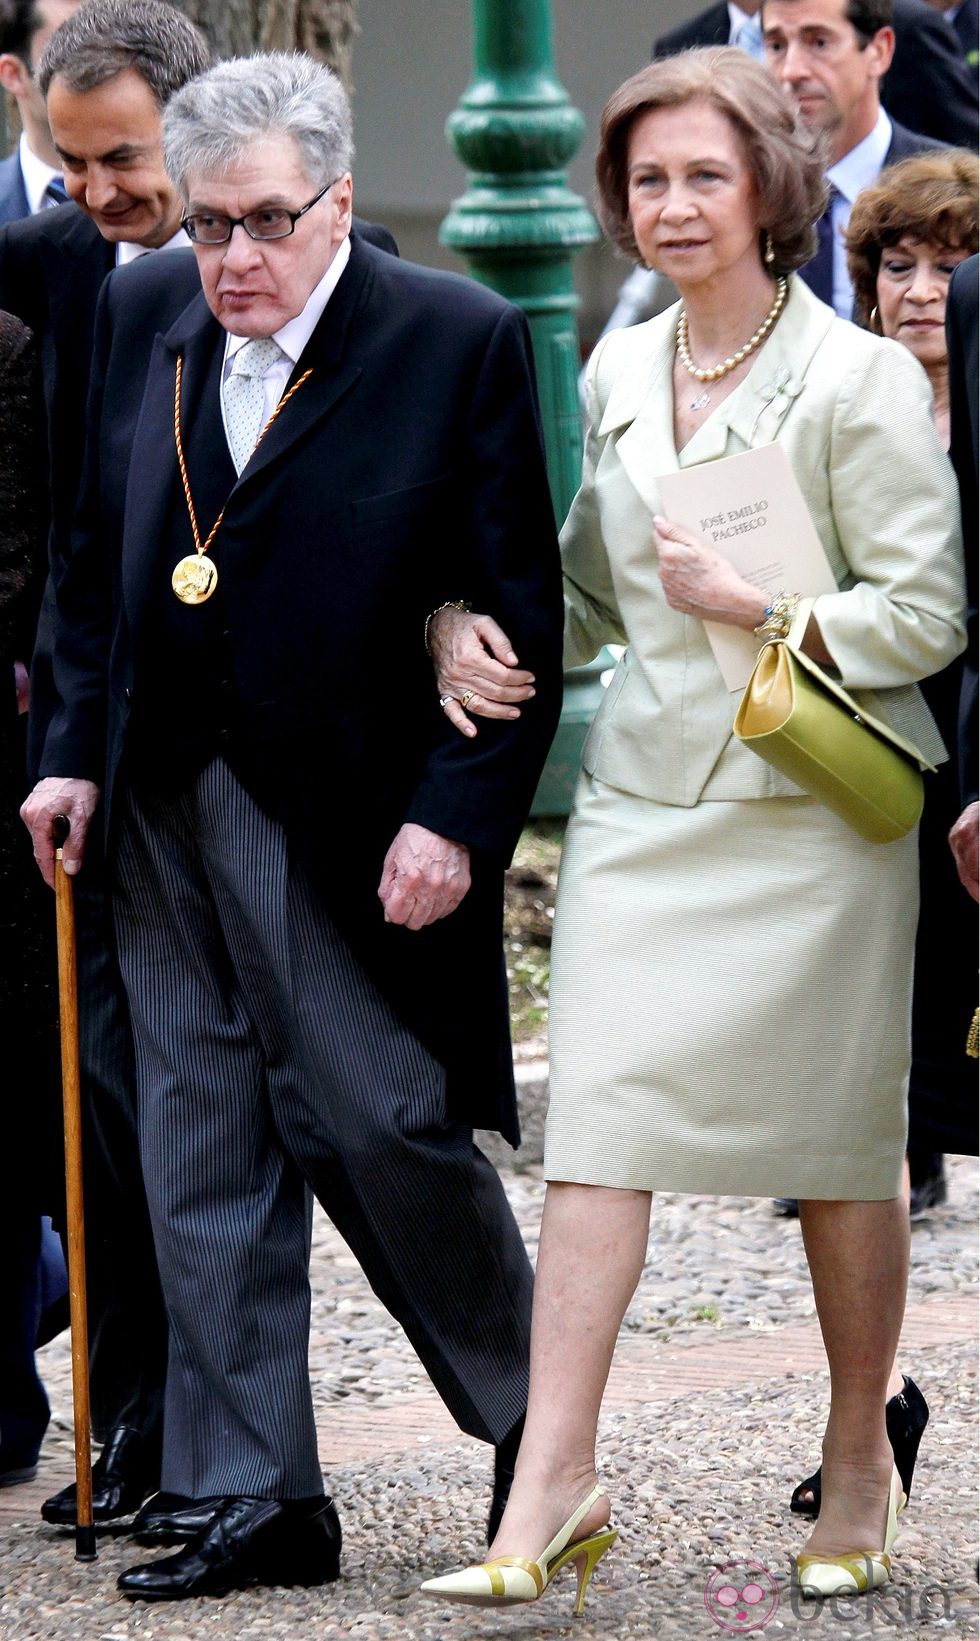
[1,1081,976,1641]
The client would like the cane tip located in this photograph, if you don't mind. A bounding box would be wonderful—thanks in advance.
[74,1524,97,1561]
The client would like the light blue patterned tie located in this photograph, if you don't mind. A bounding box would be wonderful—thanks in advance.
[221,337,283,475]
[735,15,765,59]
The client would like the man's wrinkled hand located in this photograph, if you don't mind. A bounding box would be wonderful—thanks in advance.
[430,607,534,738]
[20,777,101,888]
[949,800,979,902]
[378,822,471,929]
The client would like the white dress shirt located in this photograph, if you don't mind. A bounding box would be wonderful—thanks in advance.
[220,234,351,441]
[116,224,191,266]
[826,108,892,319]
[18,133,64,215]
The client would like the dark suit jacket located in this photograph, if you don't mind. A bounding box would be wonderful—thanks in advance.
[886,0,978,145]
[0,314,61,1198]
[653,1,729,55]
[653,0,978,147]
[0,152,30,227]
[40,236,565,1140]
[947,255,978,805]
[950,0,979,63]
[0,202,397,775]
[883,116,945,166]
[0,206,115,550]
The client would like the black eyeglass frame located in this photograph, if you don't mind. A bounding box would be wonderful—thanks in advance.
[182,177,339,245]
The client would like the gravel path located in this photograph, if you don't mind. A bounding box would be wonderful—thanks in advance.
[1,1081,975,1641]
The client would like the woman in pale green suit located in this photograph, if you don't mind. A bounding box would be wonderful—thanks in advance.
[421,49,965,1612]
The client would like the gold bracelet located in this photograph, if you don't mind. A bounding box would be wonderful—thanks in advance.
[424,600,472,656]
[753,591,800,642]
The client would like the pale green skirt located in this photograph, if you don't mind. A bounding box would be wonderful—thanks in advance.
[544,775,918,1199]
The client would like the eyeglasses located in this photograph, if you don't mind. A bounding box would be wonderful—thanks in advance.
[182,178,337,245]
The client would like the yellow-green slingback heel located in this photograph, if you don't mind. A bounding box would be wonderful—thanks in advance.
[548,1526,619,1616]
[795,1465,905,1599]
[420,1483,617,1614]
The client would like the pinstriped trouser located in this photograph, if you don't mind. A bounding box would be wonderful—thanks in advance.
[111,758,532,1500]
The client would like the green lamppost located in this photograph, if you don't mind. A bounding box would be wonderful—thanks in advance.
[442,0,607,815]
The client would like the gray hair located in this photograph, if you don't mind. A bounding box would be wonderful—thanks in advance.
[163,52,354,201]
[38,0,211,103]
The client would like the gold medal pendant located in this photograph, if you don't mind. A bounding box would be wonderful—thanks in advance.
[172,554,218,604]
[171,354,312,607]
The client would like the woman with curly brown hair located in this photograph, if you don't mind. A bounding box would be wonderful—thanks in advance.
[848,150,978,447]
[421,49,966,1611]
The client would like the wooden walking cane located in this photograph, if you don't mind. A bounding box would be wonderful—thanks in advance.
[52,814,97,1563]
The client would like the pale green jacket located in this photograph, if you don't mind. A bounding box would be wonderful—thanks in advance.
[566,276,967,807]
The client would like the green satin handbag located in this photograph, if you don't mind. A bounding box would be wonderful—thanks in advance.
[733,637,932,844]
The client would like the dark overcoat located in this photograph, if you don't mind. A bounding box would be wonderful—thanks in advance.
[40,232,564,1144]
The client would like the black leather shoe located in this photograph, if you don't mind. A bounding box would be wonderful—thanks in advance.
[132,1491,228,1546]
[41,1426,160,1525]
[117,1495,341,1600]
[488,1414,524,1545]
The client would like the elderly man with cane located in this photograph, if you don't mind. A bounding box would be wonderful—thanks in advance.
[23,50,563,1601]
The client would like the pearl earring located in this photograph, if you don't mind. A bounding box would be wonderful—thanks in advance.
[764,232,776,266]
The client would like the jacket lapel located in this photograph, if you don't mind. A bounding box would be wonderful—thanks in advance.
[121,293,222,635]
[607,278,837,512]
[707,279,836,454]
[602,314,680,517]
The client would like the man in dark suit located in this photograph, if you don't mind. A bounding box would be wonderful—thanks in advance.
[654,0,977,146]
[23,51,563,1601]
[2,0,398,1540]
[0,0,80,224]
[0,0,211,1534]
[763,0,943,315]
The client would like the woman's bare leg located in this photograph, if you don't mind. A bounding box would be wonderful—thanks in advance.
[488,1180,651,1558]
[798,1196,910,1556]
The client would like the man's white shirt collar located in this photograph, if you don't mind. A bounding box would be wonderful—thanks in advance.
[19,133,62,215]
[827,107,892,206]
[224,234,351,371]
[116,224,192,266]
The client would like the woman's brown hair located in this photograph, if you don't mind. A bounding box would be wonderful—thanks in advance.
[846,150,979,328]
[594,47,827,277]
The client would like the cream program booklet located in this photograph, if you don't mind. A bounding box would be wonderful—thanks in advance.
[657,442,838,691]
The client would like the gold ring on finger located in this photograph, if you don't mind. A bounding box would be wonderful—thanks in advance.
[460,690,476,708]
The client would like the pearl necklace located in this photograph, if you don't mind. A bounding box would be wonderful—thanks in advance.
[677,277,788,410]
